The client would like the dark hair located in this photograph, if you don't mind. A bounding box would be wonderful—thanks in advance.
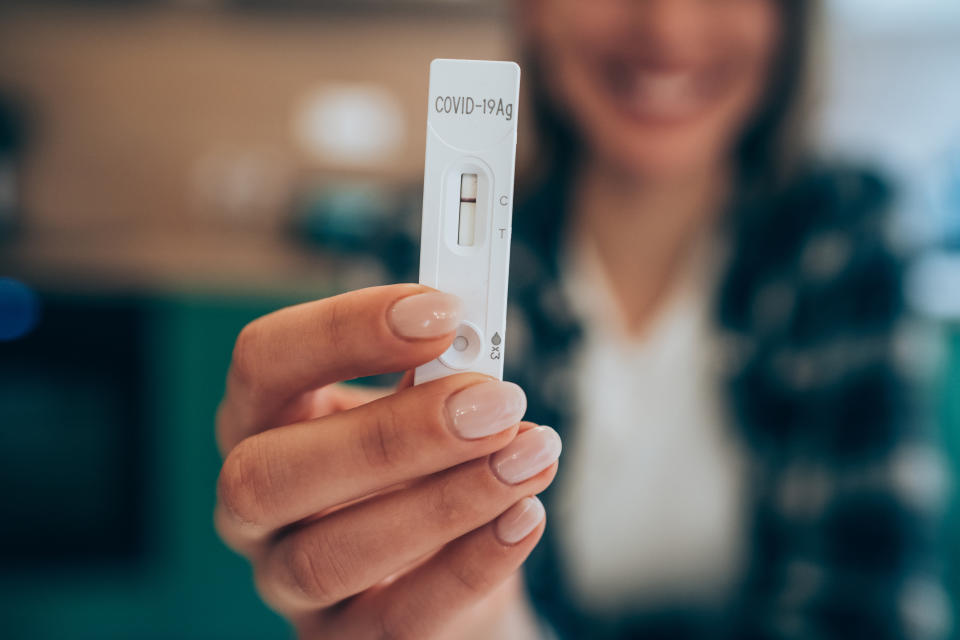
[520,0,818,193]
[739,0,817,188]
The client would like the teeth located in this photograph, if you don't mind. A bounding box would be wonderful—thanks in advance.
[628,71,699,118]
[638,72,689,98]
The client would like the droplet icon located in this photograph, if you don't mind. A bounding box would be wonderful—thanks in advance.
[491,332,501,345]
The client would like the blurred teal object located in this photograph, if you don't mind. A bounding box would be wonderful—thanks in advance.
[0,292,329,640]
[294,181,410,250]
[941,326,960,640]
[0,277,39,341]
[945,146,960,250]
[292,181,420,278]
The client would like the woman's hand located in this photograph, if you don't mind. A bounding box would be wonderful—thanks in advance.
[214,284,560,639]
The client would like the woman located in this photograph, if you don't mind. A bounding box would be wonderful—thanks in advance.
[214,1,943,638]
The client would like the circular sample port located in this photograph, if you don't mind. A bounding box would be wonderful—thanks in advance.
[439,322,483,370]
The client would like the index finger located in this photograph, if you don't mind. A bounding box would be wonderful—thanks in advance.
[218,284,461,451]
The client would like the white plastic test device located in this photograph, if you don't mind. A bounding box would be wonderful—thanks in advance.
[414,59,521,385]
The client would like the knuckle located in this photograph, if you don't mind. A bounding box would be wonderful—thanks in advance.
[217,436,272,527]
[251,565,286,615]
[230,321,265,394]
[374,605,420,640]
[359,403,406,469]
[287,546,333,605]
[446,555,494,597]
[285,533,353,606]
[432,460,511,525]
[320,296,348,361]
[429,475,470,527]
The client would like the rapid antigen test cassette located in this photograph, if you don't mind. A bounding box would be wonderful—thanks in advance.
[414,59,521,385]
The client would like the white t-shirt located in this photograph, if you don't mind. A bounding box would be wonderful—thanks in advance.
[555,236,748,614]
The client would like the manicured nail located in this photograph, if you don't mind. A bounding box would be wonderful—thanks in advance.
[491,426,561,485]
[388,292,462,339]
[495,497,546,545]
[446,381,527,440]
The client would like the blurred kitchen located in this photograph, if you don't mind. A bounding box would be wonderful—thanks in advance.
[0,0,959,638]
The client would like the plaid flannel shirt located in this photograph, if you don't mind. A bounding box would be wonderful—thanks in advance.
[499,165,947,640]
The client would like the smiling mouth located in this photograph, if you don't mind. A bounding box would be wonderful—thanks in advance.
[602,60,727,124]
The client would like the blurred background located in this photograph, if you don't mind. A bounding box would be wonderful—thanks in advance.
[0,1,959,638]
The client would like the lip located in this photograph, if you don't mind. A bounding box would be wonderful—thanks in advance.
[598,57,728,126]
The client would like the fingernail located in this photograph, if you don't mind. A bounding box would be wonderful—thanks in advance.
[495,497,546,545]
[446,381,527,440]
[388,292,461,339]
[491,426,562,485]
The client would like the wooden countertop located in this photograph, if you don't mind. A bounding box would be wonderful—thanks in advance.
[0,230,390,299]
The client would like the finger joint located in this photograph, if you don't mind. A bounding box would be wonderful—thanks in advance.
[217,436,274,528]
[230,321,268,398]
[286,532,354,607]
[358,403,406,470]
